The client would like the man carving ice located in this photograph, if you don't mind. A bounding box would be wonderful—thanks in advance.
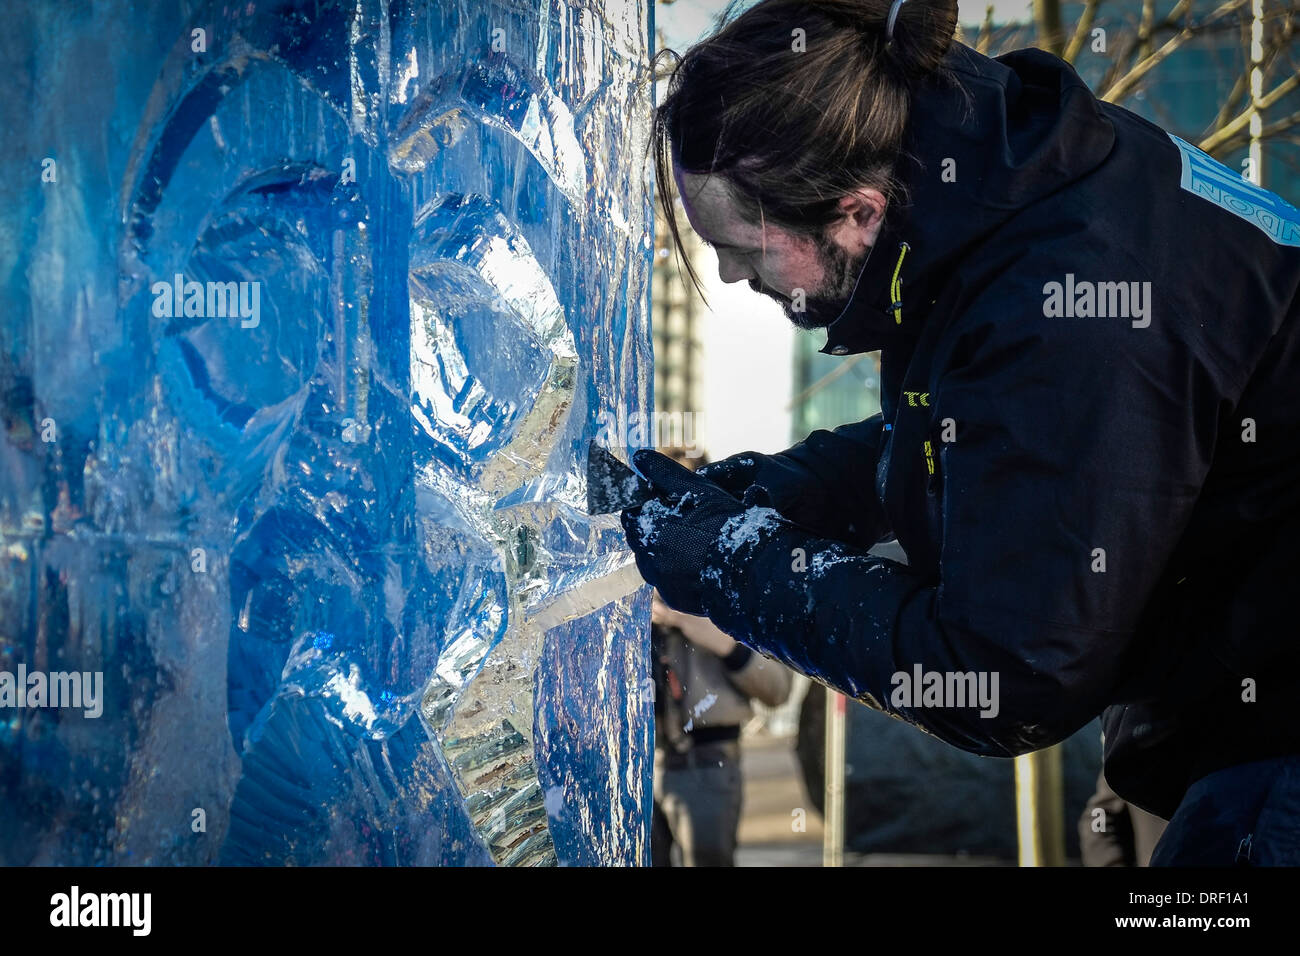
[622,0,1300,865]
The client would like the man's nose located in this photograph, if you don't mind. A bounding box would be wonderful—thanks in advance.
[716,252,755,284]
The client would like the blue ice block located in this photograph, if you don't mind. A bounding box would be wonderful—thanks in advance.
[0,0,654,866]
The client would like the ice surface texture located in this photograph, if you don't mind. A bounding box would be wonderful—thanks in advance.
[0,0,653,865]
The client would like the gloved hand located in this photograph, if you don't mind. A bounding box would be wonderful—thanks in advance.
[621,449,788,616]
[697,450,845,541]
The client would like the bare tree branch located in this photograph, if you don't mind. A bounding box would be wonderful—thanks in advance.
[1198,72,1300,150]
[1064,0,1105,61]
[1139,0,1159,59]
[1035,0,1066,56]
[1211,60,1252,131]
[1201,107,1300,153]
[1257,109,1300,141]
[1099,0,1194,94]
[977,4,996,55]
[976,0,1300,162]
[1101,0,1250,103]
[1206,14,1295,135]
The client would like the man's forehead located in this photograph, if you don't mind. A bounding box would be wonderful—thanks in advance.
[675,169,758,243]
[676,169,729,203]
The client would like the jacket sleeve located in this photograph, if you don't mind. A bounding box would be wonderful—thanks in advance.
[721,644,793,707]
[771,413,891,547]
[698,271,1227,757]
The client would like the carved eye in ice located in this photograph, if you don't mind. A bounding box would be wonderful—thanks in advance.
[408,193,577,494]
[388,53,587,207]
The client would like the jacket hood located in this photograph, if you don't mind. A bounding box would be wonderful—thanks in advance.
[820,43,1117,356]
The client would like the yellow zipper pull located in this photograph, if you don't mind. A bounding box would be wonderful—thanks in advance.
[890,241,910,325]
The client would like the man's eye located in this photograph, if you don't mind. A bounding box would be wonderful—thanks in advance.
[700,239,757,259]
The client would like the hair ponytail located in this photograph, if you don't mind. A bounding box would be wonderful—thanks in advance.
[880,0,959,77]
[653,0,960,300]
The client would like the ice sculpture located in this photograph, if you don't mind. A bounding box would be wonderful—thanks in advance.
[0,0,653,865]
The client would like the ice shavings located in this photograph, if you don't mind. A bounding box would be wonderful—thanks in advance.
[717,506,783,554]
[633,495,687,546]
[682,691,718,732]
[808,545,860,578]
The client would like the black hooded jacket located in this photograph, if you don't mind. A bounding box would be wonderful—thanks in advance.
[699,42,1300,819]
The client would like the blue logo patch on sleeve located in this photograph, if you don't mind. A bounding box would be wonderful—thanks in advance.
[1168,133,1300,247]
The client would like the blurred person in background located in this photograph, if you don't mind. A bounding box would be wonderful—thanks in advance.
[1079,768,1168,867]
[650,448,793,866]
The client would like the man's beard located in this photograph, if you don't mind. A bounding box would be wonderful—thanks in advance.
[750,232,870,331]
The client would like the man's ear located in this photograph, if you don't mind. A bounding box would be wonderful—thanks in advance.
[837,188,889,230]
[837,188,887,232]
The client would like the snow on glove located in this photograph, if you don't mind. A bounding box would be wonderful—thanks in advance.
[620,449,789,617]
[694,454,774,506]
[697,449,868,545]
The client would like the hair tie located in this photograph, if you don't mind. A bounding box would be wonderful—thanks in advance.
[885,0,910,49]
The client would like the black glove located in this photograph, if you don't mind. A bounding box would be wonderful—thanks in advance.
[620,449,786,616]
[697,452,805,513]
[697,447,873,545]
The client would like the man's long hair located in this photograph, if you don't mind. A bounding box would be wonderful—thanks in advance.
[652,0,961,300]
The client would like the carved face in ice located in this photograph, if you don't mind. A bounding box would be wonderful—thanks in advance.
[108,0,646,866]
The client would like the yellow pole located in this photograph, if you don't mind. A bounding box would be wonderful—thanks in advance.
[823,690,846,867]
[1014,745,1065,866]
